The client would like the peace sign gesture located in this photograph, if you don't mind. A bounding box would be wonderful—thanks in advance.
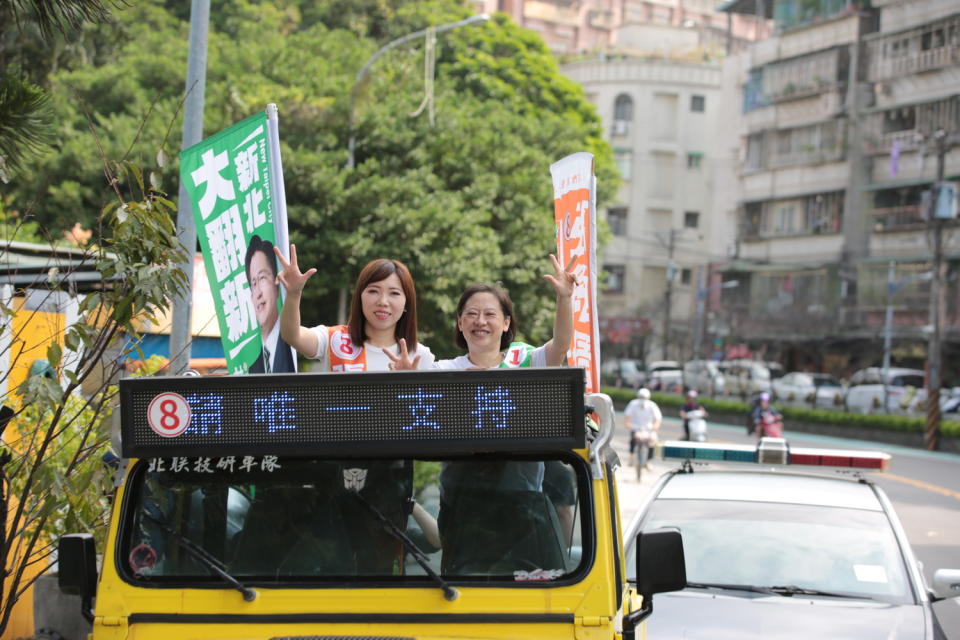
[543,253,579,299]
[384,339,422,371]
[273,244,316,295]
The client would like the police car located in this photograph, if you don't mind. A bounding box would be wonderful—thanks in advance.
[624,439,959,639]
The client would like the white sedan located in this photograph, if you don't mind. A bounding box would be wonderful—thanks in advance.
[624,439,958,639]
[844,367,926,414]
[771,372,844,408]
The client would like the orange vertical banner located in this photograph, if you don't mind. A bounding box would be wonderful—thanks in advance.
[551,152,600,393]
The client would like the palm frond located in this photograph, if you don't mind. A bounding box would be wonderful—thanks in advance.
[0,74,54,180]
[4,0,116,38]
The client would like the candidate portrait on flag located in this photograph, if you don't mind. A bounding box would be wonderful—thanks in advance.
[245,234,295,373]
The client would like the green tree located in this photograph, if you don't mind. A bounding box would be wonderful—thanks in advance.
[0,159,189,632]
[8,0,616,356]
[0,0,114,180]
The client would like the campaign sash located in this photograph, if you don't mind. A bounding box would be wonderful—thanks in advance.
[327,325,367,372]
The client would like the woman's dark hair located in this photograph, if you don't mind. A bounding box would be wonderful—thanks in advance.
[348,259,418,348]
[453,283,516,351]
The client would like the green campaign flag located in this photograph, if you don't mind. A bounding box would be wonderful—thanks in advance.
[180,111,290,374]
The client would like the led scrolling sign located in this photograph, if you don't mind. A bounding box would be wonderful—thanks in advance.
[119,368,586,458]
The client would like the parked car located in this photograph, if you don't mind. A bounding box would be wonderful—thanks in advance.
[625,439,957,639]
[645,360,683,392]
[772,371,844,408]
[766,361,785,380]
[683,360,726,396]
[844,367,926,414]
[722,359,773,398]
[600,358,644,388]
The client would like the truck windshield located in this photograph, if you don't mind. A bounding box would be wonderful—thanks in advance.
[120,455,588,585]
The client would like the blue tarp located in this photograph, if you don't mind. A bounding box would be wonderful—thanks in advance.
[123,334,224,360]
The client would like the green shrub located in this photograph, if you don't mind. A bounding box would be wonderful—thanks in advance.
[599,386,960,438]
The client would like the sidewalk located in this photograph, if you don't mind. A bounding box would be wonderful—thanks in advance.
[609,435,671,527]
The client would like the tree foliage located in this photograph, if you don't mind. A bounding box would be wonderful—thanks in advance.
[0,0,116,180]
[0,155,189,631]
[7,0,617,357]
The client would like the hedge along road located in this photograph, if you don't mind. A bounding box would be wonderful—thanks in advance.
[623,413,960,638]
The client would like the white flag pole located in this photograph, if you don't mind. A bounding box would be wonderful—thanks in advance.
[590,174,600,379]
[266,104,290,263]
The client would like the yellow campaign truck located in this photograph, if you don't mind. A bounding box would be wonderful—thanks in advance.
[58,368,685,639]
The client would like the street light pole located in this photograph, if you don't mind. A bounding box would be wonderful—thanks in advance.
[338,13,489,323]
[883,264,933,414]
[658,229,679,360]
[346,13,490,171]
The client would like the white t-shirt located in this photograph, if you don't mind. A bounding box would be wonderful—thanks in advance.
[307,324,435,372]
[624,399,662,434]
[434,345,547,370]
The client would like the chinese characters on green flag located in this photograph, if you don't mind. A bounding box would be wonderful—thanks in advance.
[180,111,293,374]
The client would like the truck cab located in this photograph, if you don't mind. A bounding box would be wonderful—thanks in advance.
[59,368,684,639]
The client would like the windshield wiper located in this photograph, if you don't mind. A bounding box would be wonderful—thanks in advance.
[686,581,779,595]
[769,584,862,599]
[349,490,459,601]
[141,511,257,602]
[687,582,862,599]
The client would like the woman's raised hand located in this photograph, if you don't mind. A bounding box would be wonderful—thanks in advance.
[273,244,316,294]
[385,339,422,371]
[543,253,579,298]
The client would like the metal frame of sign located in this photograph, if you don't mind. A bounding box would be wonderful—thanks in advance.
[119,368,586,458]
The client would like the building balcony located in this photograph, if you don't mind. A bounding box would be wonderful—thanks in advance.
[744,46,850,116]
[866,14,960,82]
[863,95,960,155]
[524,0,581,27]
[871,205,925,232]
[766,145,845,169]
[739,191,845,242]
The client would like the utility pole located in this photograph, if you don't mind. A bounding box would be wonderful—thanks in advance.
[693,268,707,361]
[169,0,210,375]
[925,129,955,451]
[883,260,895,414]
[658,229,679,360]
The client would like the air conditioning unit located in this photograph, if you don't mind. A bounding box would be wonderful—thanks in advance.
[933,182,958,220]
[612,120,630,136]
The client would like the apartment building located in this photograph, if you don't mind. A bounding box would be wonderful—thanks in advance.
[563,57,733,361]
[473,0,767,54]
[859,0,960,363]
[718,0,960,377]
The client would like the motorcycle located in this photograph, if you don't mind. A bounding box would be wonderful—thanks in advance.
[686,408,708,442]
[756,410,784,438]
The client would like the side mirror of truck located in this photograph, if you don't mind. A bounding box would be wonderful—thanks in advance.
[622,528,686,638]
[58,533,97,623]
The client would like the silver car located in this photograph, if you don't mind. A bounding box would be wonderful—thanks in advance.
[844,367,926,414]
[683,360,726,396]
[625,440,956,639]
[646,360,682,392]
[772,371,844,408]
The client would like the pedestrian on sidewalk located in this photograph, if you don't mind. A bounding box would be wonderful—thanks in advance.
[624,388,661,480]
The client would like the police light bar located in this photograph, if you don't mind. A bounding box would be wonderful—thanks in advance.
[659,438,890,471]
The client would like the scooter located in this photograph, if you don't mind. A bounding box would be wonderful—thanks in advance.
[756,411,783,438]
[686,408,708,442]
